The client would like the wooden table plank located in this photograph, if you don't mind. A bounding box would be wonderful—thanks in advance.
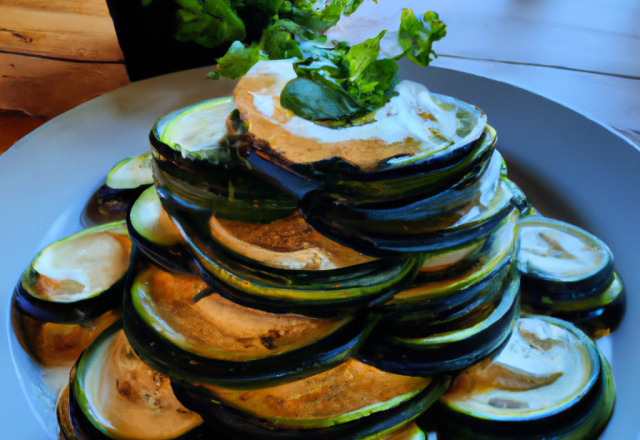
[0,4,124,61]
[0,0,111,16]
[0,53,129,117]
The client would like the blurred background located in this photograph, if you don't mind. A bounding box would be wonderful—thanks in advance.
[1,0,638,154]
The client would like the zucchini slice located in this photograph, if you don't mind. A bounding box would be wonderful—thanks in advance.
[240,123,495,204]
[436,316,615,440]
[14,221,131,324]
[358,269,520,376]
[128,186,191,273]
[523,272,626,339]
[82,153,153,227]
[158,188,420,316]
[61,322,218,440]
[157,97,236,162]
[172,358,449,439]
[301,151,518,257]
[123,259,376,387]
[517,216,614,302]
[151,98,299,224]
[232,60,488,201]
[11,303,120,367]
[380,211,518,338]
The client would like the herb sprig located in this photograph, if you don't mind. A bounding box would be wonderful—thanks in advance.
[196,2,446,121]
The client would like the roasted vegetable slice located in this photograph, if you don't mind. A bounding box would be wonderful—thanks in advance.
[14,221,131,324]
[124,260,376,386]
[151,97,298,224]
[82,153,153,226]
[380,211,518,338]
[436,316,615,440]
[158,188,420,316]
[59,323,219,440]
[172,358,449,439]
[128,186,191,273]
[301,151,518,257]
[11,303,120,367]
[358,269,520,376]
[517,216,614,302]
[234,60,486,171]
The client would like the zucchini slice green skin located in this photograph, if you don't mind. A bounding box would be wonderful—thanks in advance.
[152,132,299,224]
[357,271,520,376]
[517,216,615,302]
[298,149,517,258]
[380,211,517,337]
[434,350,614,440]
[523,273,626,339]
[127,209,192,274]
[171,374,450,440]
[12,279,124,325]
[82,153,154,227]
[123,256,379,388]
[14,222,130,324]
[158,189,421,317]
[380,258,512,339]
[301,178,517,258]
[63,323,223,440]
[240,125,495,203]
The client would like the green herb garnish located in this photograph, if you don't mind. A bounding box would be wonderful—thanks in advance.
[172,1,447,123]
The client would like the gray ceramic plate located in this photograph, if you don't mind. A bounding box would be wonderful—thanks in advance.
[1,63,638,439]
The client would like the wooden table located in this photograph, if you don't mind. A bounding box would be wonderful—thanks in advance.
[0,0,129,153]
[1,0,638,149]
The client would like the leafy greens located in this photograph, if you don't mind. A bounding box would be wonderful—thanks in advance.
[172,0,447,122]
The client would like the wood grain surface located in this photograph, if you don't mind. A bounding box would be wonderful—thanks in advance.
[0,0,130,154]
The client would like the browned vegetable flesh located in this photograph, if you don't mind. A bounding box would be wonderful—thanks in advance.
[82,330,202,439]
[11,304,120,367]
[135,265,351,361]
[210,212,375,270]
[202,359,431,427]
[234,71,423,170]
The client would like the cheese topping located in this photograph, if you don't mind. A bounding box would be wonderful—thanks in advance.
[234,60,486,170]
[442,318,597,420]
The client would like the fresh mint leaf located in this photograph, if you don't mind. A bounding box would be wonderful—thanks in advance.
[281,77,361,120]
[345,30,386,80]
[173,0,246,49]
[215,41,267,79]
[348,58,398,112]
[283,0,344,32]
[343,0,368,16]
[397,9,446,67]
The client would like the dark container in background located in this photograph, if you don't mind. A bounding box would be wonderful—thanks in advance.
[105,0,227,81]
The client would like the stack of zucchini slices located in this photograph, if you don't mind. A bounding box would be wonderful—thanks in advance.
[17,58,618,439]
